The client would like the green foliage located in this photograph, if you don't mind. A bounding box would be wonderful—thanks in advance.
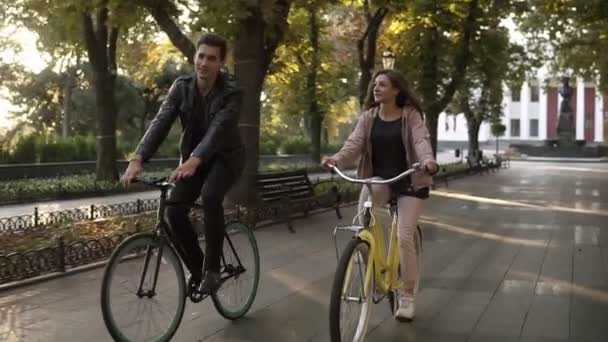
[10,134,38,163]
[0,134,96,163]
[259,133,282,155]
[447,24,512,141]
[491,121,507,138]
[0,133,182,163]
[262,3,359,146]
[519,0,608,91]
[0,169,173,204]
[280,135,311,154]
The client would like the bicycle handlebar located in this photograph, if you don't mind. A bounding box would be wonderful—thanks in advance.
[132,177,173,189]
[329,163,421,185]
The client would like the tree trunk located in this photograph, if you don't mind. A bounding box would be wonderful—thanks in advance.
[357,6,388,107]
[425,111,439,157]
[145,1,291,206]
[147,0,195,64]
[307,6,321,163]
[94,69,118,179]
[419,26,440,157]
[83,7,119,181]
[467,118,481,156]
[419,0,479,158]
[61,77,72,138]
[228,1,290,206]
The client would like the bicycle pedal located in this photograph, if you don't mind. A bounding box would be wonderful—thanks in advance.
[188,289,209,303]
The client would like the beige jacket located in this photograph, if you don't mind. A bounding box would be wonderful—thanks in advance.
[331,105,435,190]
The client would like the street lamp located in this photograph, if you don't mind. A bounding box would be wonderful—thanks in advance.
[382,48,395,69]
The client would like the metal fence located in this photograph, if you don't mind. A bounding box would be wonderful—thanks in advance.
[0,161,494,286]
[0,185,359,286]
[0,199,159,236]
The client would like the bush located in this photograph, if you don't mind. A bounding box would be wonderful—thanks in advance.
[11,135,39,163]
[39,136,97,162]
[2,134,100,163]
[0,168,174,204]
[321,142,342,154]
[259,135,281,155]
[280,135,310,154]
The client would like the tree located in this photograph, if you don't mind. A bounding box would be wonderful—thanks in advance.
[3,0,153,179]
[519,0,608,92]
[491,119,506,155]
[306,2,322,162]
[260,3,359,158]
[142,0,292,205]
[357,0,389,107]
[447,17,511,155]
[380,0,486,156]
[82,3,120,179]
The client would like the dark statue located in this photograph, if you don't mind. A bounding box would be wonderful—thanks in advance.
[556,76,576,145]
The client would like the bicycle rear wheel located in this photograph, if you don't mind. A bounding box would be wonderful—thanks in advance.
[101,233,186,342]
[329,238,373,342]
[212,221,260,320]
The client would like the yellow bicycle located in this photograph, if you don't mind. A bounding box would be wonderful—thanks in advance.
[329,164,422,342]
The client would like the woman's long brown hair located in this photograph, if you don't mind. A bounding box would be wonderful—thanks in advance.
[363,69,424,116]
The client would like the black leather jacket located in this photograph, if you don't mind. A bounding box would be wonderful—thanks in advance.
[135,72,245,174]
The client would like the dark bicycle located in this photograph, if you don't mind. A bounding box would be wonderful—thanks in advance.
[100,177,260,341]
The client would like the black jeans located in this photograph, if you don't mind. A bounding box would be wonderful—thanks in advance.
[165,158,240,274]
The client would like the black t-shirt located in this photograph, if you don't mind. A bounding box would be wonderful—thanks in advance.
[190,83,218,150]
[371,115,429,199]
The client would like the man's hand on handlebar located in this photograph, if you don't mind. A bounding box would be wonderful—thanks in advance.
[121,157,144,188]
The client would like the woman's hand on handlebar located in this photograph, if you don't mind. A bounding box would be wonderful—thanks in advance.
[422,159,438,175]
[321,156,337,171]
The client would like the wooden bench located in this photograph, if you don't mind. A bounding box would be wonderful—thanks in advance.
[255,169,342,233]
[493,154,510,168]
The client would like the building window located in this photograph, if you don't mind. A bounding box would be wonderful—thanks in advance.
[510,119,520,137]
[530,85,539,102]
[511,87,521,102]
[530,119,539,137]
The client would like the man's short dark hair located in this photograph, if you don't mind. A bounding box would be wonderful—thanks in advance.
[197,33,227,61]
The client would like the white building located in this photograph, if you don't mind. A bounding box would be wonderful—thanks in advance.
[437,71,607,144]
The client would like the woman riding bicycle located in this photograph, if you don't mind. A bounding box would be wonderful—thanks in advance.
[322,69,437,321]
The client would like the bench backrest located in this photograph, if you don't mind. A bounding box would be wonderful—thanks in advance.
[256,169,314,203]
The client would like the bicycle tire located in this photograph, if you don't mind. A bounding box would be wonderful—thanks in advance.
[329,238,373,342]
[212,221,260,320]
[101,233,187,342]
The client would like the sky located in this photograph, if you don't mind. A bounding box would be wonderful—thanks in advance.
[0,28,46,129]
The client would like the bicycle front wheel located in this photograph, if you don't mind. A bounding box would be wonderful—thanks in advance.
[212,221,260,320]
[101,233,187,342]
[329,238,374,342]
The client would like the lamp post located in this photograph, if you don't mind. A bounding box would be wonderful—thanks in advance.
[382,47,395,69]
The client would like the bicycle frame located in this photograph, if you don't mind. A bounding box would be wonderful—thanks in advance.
[357,205,401,295]
[132,177,249,297]
[135,182,173,297]
[331,164,420,301]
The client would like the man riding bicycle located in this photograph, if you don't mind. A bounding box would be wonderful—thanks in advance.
[121,32,245,295]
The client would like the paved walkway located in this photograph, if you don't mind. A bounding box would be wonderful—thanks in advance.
[1,161,607,341]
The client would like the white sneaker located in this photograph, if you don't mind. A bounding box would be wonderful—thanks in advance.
[394,295,415,322]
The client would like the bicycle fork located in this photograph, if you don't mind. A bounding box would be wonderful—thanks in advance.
[137,242,164,298]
